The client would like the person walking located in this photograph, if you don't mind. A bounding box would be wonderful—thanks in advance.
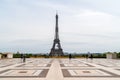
[20,54,23,62]
[69,54,72,60]
[20,54,23,59]
[90,54,93,60]
[90,54,93,63]
[23,54,26,63]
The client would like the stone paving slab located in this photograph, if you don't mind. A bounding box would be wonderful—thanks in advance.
[62,69,120,77]
[0,58,120,80]
[0,69,48,78]
[60,63,94,67]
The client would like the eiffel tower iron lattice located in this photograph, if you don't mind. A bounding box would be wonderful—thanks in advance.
[49,13,64,56]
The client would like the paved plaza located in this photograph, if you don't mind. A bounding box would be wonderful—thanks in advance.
[0,58,120,80]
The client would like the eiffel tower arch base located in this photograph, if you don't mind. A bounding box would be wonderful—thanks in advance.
[50,48,64,57]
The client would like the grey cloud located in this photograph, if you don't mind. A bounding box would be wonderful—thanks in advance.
[61,32,114,39]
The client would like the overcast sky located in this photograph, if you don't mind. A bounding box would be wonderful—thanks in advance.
[0,0,120,53]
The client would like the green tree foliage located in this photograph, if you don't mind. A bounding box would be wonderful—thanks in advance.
[13,53,21,58]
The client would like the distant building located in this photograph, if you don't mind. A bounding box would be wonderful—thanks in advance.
[106,53,117,59]
[0,52,13,59]
[0,54,2,59]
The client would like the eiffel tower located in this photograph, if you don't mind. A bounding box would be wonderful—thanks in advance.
[49,13,64,56]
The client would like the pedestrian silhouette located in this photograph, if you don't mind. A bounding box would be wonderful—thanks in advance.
[20,54,23,59]
[23,54,26,62]
[90,54,93,60]
[69,54,72,60]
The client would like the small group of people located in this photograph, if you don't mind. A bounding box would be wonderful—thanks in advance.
[86,53,93,60]
[68,53,93,60]
[89,54,93,60]
[20,54,26,62]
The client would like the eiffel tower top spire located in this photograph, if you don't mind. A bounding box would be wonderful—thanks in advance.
[55,13,59,39]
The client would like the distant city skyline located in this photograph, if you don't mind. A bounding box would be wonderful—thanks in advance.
[0,0,120,53]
